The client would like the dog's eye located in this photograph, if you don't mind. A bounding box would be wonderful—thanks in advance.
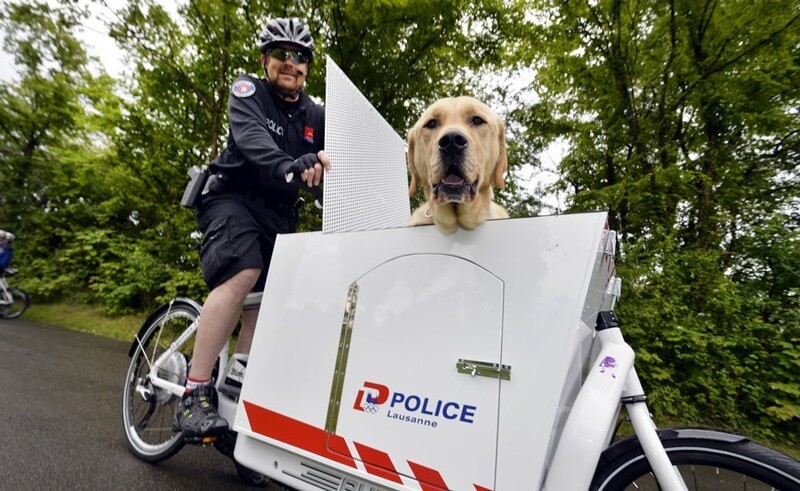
[471,116,486,126]
[423,119,439,129]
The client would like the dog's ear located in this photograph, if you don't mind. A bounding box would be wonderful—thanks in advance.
[494,118,508,189]
[407,127,419,196]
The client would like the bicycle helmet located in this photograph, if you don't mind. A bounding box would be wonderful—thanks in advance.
[0,231,13,242]
[258,18,315,62]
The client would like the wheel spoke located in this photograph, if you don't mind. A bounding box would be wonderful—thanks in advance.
[136,400,157,430]
[150,301,173,364]
[133,333,154,371]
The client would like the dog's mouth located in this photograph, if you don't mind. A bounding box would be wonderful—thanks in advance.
[432,169,478,204]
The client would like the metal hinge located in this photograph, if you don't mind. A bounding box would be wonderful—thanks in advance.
[326,282,359,433]
[604,230,617,257]
[605,277,622,299]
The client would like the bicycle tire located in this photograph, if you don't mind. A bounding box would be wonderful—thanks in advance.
[590,427,800,490]
[0,287,30,319]
[121,299,201,462]
[234,461,272,487]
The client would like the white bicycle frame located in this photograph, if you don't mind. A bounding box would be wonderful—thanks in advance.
[141,293,262,412]
[543,314,686,490]
[0,275,14,304]
[141,226,692,491]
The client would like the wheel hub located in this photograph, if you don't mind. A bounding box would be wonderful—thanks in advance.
[154,352,188,404]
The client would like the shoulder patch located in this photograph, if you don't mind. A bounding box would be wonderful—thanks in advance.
[231,80,256,98]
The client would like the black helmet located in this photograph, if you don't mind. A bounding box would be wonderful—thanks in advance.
[258,18,315,62]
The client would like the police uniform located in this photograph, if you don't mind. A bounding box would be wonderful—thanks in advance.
[197,74,325,291]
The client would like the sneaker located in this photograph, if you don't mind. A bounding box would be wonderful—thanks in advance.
[172,385,228,442]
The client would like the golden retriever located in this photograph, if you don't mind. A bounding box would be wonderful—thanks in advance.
[406,96,509,234]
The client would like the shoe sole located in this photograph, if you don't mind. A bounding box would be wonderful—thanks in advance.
[174,423,228,445]
[183,434,221,445]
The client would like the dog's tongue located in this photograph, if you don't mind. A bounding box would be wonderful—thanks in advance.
[443,174,466,186]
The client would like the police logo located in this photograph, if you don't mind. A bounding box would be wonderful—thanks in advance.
[231,80,256,98]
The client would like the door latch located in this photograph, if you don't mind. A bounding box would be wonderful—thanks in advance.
[457,359,511,381]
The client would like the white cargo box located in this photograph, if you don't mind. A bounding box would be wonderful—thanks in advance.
[234,212,617,490]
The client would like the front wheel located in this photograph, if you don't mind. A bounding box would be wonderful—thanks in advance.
[590,428,800,490]
[0,287,30,319]
[122,299,201,462]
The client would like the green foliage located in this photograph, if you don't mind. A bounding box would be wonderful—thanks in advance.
[521,0,800,443]
[0,1,93,234]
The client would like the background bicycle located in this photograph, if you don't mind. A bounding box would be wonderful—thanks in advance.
[0,268,29,320]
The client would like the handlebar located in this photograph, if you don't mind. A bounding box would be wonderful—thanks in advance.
[285,172,323,209]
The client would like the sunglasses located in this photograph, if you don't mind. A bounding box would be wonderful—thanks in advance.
[266,48,310,65]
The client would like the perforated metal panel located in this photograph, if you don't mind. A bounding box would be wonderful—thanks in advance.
[323,56,410,234]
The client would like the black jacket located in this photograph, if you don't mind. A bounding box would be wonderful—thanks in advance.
[210,74,325,206]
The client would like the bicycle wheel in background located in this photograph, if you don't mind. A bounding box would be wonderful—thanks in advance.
[122,299,201,462]
[0,288,30,319]
[591,428,800,490]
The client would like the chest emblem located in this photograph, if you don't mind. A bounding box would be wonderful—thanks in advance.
[303,126,315,144]
[231,80,256,98]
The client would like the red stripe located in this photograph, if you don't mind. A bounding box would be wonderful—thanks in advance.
[474,485,493,491]
[353,441,404,484]
[243,401,356,468]
[407,461,449,491]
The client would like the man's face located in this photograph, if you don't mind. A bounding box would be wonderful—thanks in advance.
[262,45,309,97]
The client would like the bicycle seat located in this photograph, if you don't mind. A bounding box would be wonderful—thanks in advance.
[2,268,17,277]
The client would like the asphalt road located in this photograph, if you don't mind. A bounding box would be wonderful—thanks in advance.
[0,316,284,490]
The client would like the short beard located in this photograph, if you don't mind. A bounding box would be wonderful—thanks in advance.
[274,83,300,99]
[264,62,302,100]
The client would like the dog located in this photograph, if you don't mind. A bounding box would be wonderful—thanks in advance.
[406,96,509,234]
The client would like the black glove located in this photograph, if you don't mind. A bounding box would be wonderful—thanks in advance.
[275,153,319,181]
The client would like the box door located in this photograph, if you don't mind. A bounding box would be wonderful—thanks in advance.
[327,254,505,490]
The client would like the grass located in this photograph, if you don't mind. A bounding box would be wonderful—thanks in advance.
[24,303,144,341]
[20,302,800,461]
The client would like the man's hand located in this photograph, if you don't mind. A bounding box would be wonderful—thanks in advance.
[283,150,330,188]
[299,150,330,188]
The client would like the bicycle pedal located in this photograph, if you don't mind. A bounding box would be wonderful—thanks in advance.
[184,434,219,446]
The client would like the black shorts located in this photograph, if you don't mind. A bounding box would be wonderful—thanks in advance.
[196,194,295,292]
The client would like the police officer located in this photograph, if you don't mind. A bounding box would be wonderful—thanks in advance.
[173,17,330,441]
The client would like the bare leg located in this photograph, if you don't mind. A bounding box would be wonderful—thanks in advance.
[234,308,259,355]
[189,268,261,381]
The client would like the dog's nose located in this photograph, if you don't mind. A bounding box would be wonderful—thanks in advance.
[438,131,469,154]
